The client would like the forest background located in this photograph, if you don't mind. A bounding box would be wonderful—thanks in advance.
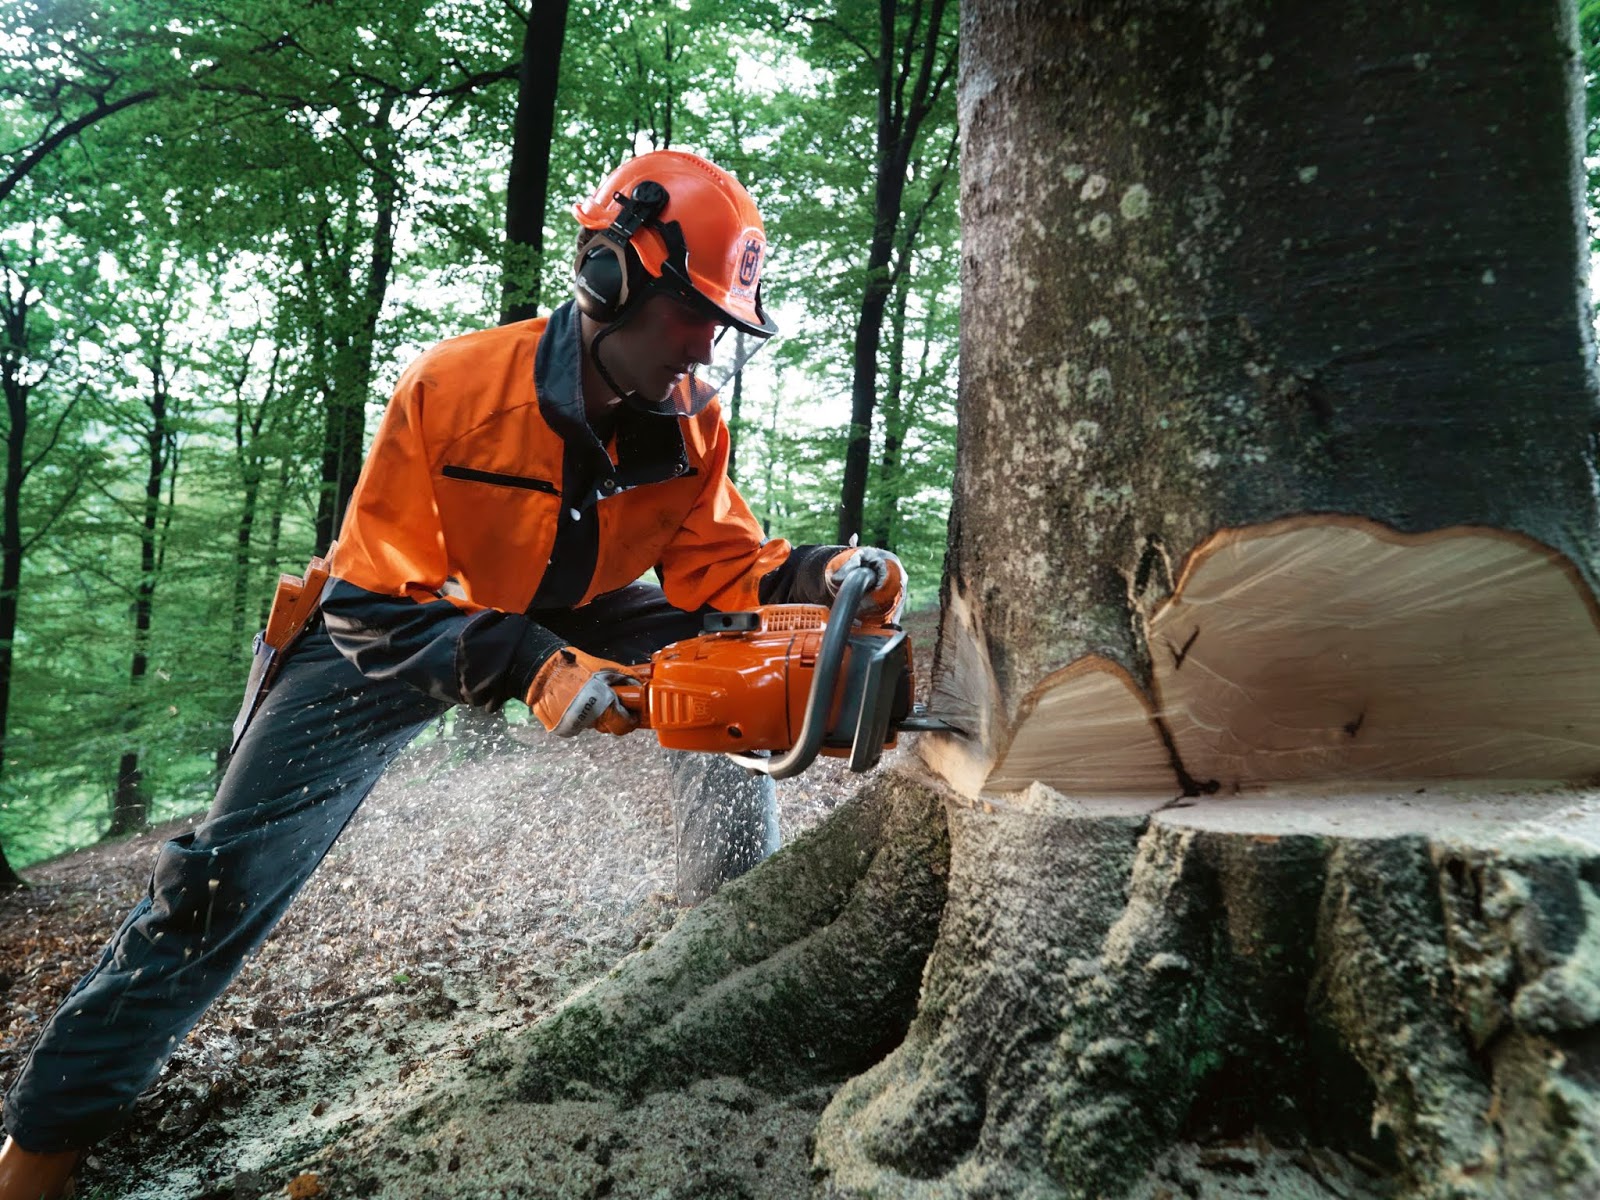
[0,0,957,877]
[0,0,1591,879]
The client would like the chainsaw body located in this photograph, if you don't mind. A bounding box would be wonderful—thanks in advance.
[614,566,934,778]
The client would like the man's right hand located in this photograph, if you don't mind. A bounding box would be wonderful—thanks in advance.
[526,647,640,736]
[826,545,906,621]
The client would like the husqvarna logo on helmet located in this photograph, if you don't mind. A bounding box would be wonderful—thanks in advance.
[732,234,763,299]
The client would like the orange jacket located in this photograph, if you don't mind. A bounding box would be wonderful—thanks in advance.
[332,312,787,613]
[319,302,818,708]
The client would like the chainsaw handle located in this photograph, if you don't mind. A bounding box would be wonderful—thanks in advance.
[726,563,875,780]
[613,682,644,714]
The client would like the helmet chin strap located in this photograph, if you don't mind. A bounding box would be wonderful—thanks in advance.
[587,317,636,408]
[587,295,685,417]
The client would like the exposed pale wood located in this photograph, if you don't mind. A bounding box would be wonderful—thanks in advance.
[983,656,1174,796]
[1155,519,1600,790]
[921,576,1005,796]
[968,519,1600,798]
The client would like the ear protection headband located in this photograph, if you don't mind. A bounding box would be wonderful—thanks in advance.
[572,180,670,323]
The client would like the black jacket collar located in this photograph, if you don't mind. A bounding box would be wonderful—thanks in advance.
[534,301,693,510]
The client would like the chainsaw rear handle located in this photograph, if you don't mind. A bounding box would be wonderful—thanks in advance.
[723,563,876,780]
[612,679,646,715]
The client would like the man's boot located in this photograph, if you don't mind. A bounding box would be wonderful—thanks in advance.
[0,1136,78,1199]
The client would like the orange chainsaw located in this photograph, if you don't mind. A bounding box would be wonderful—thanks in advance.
[612,565,953,778]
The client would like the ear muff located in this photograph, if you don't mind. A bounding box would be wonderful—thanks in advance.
[573,181,670,323]
[572,237,636,322]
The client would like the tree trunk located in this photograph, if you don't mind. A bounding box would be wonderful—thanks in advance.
[866,268,911,551]
[814,2,1600,1196]
[836,0,955,543]
[500,0,569,326]
[315,97,402,554]
[0,282,30,889]
[219,346,278,777]
[109,332,173,839]
[726,332,746,482]
[260,452,290,629]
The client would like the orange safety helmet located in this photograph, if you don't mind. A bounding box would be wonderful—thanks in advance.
[572,150,779,338]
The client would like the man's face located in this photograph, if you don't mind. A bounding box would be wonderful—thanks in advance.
[597,293,723,405]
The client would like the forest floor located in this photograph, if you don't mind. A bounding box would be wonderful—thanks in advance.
[0,710,897,1200]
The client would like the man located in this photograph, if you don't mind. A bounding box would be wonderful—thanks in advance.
[0,149,902,1197]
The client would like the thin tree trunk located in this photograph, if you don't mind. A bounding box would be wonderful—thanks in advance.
[867,268,911,551]
[500,0,570,325]
[726,332,746,482]
[0,280,29,888]
[660,17,674,148]
[836,0,953,542]
[218,343,278,775]
[260,451,291,629]
[315,97,401,553]
[760,383,782,537]
[0,240,87,885]
[108,324,176,838]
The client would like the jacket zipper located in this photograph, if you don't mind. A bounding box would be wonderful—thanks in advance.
[441,464,559,494]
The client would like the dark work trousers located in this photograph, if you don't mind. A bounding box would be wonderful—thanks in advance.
[2,582,777,1152]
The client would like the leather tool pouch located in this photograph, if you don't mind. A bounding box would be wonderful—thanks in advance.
[230,549,334,753]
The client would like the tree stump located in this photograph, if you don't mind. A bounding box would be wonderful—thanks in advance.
[814,785,1600,1198]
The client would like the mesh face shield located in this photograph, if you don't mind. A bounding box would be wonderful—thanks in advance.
[591,282,775,418]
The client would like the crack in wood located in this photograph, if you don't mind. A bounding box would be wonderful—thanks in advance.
[1153,713,1218,799]
[1132,532,1174,600]
[1168,627,1200,670]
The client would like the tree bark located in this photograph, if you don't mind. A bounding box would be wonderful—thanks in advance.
[867,269,912,551]
[0,263,32,888]
[110,322,176,838]
[314,97,402,554]
[934,0,1599,718]
[500,0,570,326]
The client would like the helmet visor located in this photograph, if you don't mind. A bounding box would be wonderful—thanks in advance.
[613,279,772,416]
[698,324,770,397]
[630,323,769,417]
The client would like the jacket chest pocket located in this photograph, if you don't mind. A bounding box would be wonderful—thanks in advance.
[434,464,563,610]
[440,464,558,495]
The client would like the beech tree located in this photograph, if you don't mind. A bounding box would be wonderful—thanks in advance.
[327,3,1600,1197]
[828,1,1600,1192]
[500,0,572,324]
[830,0,957,543]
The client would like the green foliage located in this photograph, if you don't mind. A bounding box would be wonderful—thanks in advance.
[1582,2,1600,266]
[0,0,959,868]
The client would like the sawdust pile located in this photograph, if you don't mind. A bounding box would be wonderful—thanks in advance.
[0,716,878,1199]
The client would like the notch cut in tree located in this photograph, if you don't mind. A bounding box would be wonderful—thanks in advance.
[968,518,1600,799]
